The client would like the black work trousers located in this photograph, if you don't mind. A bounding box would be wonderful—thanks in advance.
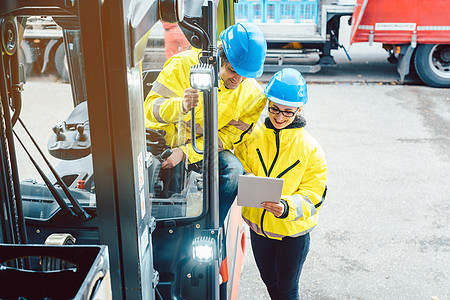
[250,230,310,300]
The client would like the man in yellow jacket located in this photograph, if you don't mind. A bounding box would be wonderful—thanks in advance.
[144,23,267,225]
[235,68,327,299]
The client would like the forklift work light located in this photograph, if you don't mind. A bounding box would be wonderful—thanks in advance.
[190,64,214,91]
[192,236,216,263]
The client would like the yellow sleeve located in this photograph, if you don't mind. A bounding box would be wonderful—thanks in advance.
[282,147,327,221]
[179,139,203,164]
[144,56,190,124]
[181,90,266,164]
[218,91,266,150]
[234,139,253,174]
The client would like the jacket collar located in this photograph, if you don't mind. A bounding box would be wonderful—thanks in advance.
[264,114,306,131]
[219,77,248,91]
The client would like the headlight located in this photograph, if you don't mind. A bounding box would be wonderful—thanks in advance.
[190,64,214,91]
[192,236,216,263]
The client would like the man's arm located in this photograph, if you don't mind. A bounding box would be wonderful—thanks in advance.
[221,91,266,148]
[144,56,193,124]
[177,91,266,164]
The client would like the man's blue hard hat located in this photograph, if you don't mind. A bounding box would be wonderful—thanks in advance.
[264,68,308,107]
[219,23,267,78]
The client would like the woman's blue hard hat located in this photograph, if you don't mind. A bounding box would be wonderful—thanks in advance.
[264,68,308,107]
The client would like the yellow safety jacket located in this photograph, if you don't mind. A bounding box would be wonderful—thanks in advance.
[234,117,327,240]
[144,49,266,163]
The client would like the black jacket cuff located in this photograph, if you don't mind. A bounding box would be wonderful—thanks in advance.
[276,199,289,219]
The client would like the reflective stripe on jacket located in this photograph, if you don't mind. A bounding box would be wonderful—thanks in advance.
[234,117,327,240]
[144,49,266,163]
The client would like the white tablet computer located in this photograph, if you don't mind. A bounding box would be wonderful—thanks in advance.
[237,175,284,208]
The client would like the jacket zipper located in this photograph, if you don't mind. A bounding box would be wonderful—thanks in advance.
[258,130,280,237]
[267,130,280,177]
[258,159,301,238]
[260,210,269,238]
[256,149,268,235]
[234,122,254,145]
[256,148,268,176]
[276,159,300,178]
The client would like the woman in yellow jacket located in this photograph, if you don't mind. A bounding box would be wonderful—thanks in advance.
[234,68,327,300]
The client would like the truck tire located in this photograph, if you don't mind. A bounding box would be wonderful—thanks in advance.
[414,44,450,88]
[55,43,70,83]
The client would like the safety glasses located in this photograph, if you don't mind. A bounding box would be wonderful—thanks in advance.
[268,106,299,118]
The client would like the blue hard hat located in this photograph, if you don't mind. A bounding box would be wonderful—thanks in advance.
[264,68,308,107]
[219,23,267,78]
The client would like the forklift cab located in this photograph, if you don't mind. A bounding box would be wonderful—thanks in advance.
[0,0,245,299]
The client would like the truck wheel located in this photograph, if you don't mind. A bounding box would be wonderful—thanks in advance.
[414,44,450,88]
[55,43,70,83]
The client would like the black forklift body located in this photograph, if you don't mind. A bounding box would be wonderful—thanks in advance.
[0,244,111,299]
[1,0,244,299]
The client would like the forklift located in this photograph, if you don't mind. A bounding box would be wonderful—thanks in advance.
[0,0,245,298]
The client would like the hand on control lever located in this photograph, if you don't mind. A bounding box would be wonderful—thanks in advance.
[182,87,199,113]
[161,148,184,169]
[146,128,167,155]
[160,148,173,160]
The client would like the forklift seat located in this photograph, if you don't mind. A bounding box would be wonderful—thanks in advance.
[142,69,161,99]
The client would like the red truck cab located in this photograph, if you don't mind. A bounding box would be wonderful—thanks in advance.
[351,0,450,87]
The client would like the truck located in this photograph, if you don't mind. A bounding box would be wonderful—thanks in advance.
[0,0,245,299]
[235,0,450,88]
